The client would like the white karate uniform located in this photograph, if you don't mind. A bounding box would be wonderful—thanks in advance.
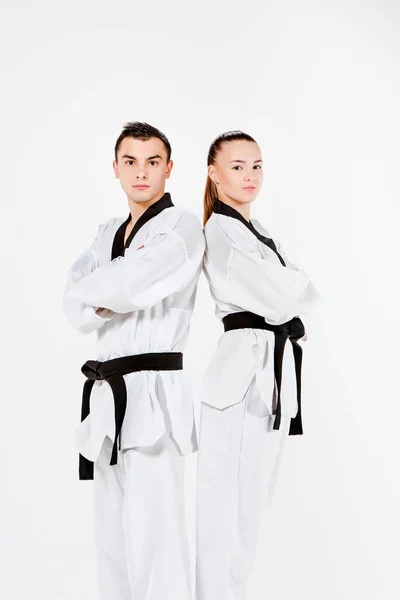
[196,200,321,600]
[63,193,205,600]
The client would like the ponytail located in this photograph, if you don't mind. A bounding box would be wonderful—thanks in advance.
[203,176,218,226]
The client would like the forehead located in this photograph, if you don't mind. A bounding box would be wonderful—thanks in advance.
[217,140,261,162]
[117,136,168,159]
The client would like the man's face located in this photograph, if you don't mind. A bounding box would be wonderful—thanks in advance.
[113,136,173,204]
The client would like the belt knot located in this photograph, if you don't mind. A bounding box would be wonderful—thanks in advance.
[81,360,105,381]
[289,317,305,340]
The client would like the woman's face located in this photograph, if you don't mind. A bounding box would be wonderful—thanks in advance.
[208,140,263,208]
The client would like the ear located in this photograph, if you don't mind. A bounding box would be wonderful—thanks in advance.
[208,164,218,184]
[112,159,120,179]
[165,159,173,180]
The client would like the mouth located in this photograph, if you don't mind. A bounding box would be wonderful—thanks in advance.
[243,186,256,191]
[133,185,150,190]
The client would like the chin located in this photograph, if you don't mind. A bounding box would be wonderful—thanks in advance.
[237,194,257,204]
[130,191,153,203]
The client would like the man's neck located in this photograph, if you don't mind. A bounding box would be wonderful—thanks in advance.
[127,190,166,226]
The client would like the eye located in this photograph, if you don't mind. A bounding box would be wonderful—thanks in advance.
[232,165,242,170]
[149,160,159,166]
[126,160,134,166]
[254,165,262,170]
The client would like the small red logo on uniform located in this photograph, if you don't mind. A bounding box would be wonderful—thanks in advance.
[137,245,145,250]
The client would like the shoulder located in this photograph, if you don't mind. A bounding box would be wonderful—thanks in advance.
[205,213,257,250]
[156,206,203,236]
[170,206,202,228]
[96,215,126,238]
[86,217,126,251]
[174,206,203,229]
[204,213,231,238]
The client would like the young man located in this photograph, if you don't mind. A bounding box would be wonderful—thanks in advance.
[63,122,205,600]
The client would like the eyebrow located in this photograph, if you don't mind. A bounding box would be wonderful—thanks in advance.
[229,159,263,163]
[121,154,163,161]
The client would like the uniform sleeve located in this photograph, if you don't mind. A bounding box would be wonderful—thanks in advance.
[66,214,205,313]
[62,225,116,334]
[272,239,314,338]
[206,218,319,325]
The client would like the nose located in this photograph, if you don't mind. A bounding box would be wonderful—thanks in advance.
[243,171,256,181]
[136,166,148,179]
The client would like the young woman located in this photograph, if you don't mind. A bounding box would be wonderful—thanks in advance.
[195,131,321,600]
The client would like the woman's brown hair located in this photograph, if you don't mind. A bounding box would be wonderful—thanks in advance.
[203,130,257,226]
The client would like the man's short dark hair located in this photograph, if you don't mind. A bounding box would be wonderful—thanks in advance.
[114,121,172,161]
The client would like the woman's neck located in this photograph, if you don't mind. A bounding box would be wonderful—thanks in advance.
[217,195,251,222]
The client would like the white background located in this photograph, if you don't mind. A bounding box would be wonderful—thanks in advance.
[0,1,399,598]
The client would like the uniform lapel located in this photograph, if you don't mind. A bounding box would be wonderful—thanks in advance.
[111,192,174,260]
[212,198,286,266]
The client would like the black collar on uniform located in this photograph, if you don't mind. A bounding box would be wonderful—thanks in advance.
[111,192,174,260]
[212,198,286,266]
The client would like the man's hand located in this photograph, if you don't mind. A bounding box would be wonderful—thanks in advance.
[95,307,116,318]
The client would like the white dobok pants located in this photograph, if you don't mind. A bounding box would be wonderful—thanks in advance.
[93,433,191,600]
[196,378,291,600]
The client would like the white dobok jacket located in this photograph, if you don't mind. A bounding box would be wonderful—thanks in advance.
[63,193,205,463]
[200,198,321,421]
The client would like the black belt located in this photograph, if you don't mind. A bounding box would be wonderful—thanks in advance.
[222,312,305,436]
[79,352,183,480]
